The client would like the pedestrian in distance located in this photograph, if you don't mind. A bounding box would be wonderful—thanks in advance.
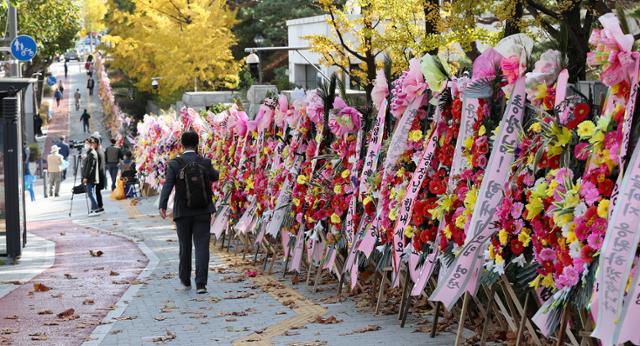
[87,77,95,96]
[119,150,137,198]
[57,136,70,180]
[58,80,64,94]
[82,138,103,216]
[80,109,91,133]
[54,88,62,107]
[159,131,219,294]
[105,138,123,191]
[91,134,107,211]
[64,61,68,78]
[47,145,63,197]
[74,89,81,111]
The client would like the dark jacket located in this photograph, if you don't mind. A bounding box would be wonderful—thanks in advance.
[159,152,219,220]
[87,79,95,89]
[82,149,99,184]
[80,111,90,123]
[57,141,70,160]
[96,149,107,189]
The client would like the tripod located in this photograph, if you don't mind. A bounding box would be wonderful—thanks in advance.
[68,151,89,217]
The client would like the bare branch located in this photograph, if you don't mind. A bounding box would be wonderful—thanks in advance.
[525,0,560,20]
[327,8,366,61]
[525,4,559,37]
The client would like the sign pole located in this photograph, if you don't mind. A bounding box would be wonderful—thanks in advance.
[8,1,19,77]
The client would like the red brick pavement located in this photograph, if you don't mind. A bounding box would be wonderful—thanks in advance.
[44,73,70,157]
[0,220,147,345]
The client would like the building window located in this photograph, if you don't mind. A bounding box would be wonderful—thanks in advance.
[294,64,319,90]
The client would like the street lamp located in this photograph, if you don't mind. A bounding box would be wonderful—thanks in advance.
[246,50,261,83]
[151,77,161,93]
[253,34,265,46]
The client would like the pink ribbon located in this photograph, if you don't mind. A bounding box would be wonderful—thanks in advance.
[359,99,387,196]
[430,78,526,310]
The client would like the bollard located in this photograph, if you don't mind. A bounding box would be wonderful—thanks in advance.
[42,169,48,198]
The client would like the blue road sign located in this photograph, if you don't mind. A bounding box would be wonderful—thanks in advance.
[47,76,57,86]
[10,35,37,61]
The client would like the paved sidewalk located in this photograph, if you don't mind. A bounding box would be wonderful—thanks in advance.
[83,197,463,346]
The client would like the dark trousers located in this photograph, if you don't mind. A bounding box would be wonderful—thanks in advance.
[83,122,89,133]
[174,214,211,287]
[107,164,118,190]
[96,186,103,208]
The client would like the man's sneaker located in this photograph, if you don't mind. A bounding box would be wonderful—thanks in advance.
[95,208,104,214]
[196,285,207,294]
[88,210,99,217]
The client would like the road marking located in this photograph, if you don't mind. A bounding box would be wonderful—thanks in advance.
[212,249,327,345]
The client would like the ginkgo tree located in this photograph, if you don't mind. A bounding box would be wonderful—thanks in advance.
[104,0,240,102]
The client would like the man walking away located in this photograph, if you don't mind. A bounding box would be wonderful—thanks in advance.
[64,61,68,78]
[105,139,123,191]
[82,138,102,216]
[80,109,90,133]
[47,145,63,197]
[87,77,95,96]
[57,136,70,180]
[74,89,81,111]
[54,88,62,107]
[159,132,218,294]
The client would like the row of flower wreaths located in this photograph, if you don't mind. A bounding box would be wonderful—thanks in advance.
[130,14,640,345]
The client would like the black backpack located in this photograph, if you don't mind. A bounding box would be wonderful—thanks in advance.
[175,156,211,209]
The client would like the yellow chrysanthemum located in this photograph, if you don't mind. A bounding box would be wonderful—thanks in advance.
[546,179,558,197]
[341,169,350,179]
[463,136,474,150]
[389,208,398,221]
[455,214,467,229]
[408,129,423,142]
[464,188,478,209]
[330,213,341,224]
[518,229,531,247]
[498,229,508,246]
[334,184,342,194]
[488,244,496,259]
[292,198,300,207]
[443,224,453,239]
[597,199,610,219]
[525,197,544,220]
[363,195,373,205]
[479,125,486,136]
[566,230,577,244]
[495,254,504,264]
[530,122,542,133]
[404,225,414,238]
[577,121,596,139]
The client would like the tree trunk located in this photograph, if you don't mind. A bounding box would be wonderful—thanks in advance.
[504,0,523,37]
[423,0,439,55]
[562,2,589,82]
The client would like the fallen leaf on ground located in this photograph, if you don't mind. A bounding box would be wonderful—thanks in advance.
[109,271,119,276]
[64,273,77,280]
[165,239,176,243]
[93,267,104,271]
[33,283,50,292]
[224,292,254,299]
[110,329,122,335]
[37,310,53,315]
[59,232,65,236]
[2,280,22,285]
[314,315,342,324]
[4,315,18,320]
[153,316,166,321]
[151,330,176,343]
[0,328,17,335]
[160,302,176,313]
[160,273,175,279]
[43,321,60,326]
[283,330,299,336]
[83,299,95,305]
[339,324,381,336]
[245,270,257,277]
[89,250,104,257]
[225,317,237,322]
[291,275,302,285]
[50,293,63,298]
[57,308,78,321]
[113,316,137,321]
[29,332,48,341]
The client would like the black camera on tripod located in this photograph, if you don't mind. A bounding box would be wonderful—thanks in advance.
[69,139,85,151]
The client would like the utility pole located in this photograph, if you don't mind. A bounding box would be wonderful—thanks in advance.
[8,0,20,77]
